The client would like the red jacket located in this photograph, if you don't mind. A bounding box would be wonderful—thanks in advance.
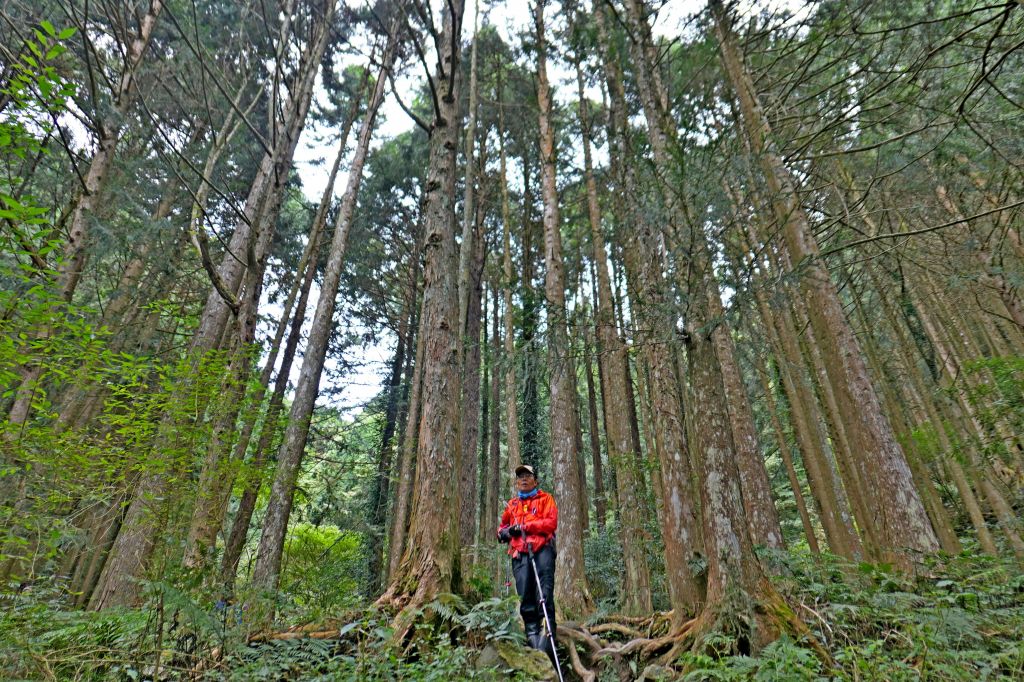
[498,489,557,556]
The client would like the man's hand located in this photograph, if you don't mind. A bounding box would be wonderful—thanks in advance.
[508,524,525,538]
[498,527,512,544]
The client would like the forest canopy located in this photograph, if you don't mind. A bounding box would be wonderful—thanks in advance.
[1,0,1023,679]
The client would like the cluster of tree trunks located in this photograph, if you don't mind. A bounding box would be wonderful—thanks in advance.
[2,0,1023,662]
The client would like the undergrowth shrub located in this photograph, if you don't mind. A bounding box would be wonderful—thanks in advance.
[219,599,529,681]
[275,523,362,621]
[584,518,623,606]
[2,544,1022,680]
[774,551,1024,681]
[0,582,149,681]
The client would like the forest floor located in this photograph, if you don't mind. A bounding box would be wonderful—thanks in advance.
[2,550,1023,681]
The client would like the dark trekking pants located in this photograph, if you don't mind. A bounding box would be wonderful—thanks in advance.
[511,541,556,636]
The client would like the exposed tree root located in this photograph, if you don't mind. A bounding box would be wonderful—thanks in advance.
[590,622,644,638]
[373,554,444,648]
[246,584,829,678]
[566,639,597,682]
[653,617,702,666]
[263,628,342,641]
[559,622,604,654]
[757,580,832,665]
[551,585,830,678]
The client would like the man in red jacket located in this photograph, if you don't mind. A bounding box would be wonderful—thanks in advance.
[497,464,558,657]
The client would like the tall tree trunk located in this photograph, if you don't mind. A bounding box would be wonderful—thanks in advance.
[706,284,784,552]
[181,261,264,573]
[533,0,593,618]
[582,322,607,529]
[370,228,421,585]
[519,148,542,467]
[977,473,1024,559]
[864,262,995,553]
[613,0,785,614]
[574,53,648,612]
[753,357,820,554]
[185,76,366,574]
[737,214,862,560]
[712,0,939,562]
[793,287,881,554]
[6,0,164,426]
[847,271,962,555]
[478,293,491,552]
[597,0,703,619]
[483,283,502,580]
[458,182,487,557]
[385,294,425,584]
[626,0,775,612]
[219,210,327,585]
[457,0,481,340]
[497,87,522,477]
[366,307,412,595]
[89,7,334,609]
[454,8,483,561]
[377,1,466,633]
[251,35,395,592]
[685,311,775,648]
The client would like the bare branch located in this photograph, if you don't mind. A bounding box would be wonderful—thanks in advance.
[822,198,1024,257]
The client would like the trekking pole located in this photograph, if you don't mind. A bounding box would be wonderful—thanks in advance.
[526,542,565,682]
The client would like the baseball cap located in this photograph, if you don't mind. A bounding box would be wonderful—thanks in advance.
[514,464,537,478]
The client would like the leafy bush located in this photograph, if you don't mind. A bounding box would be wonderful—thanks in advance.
[678,635,823,681]
[276,523,363,620]
[773,552,1024,681]
[0,583,149,681]
[3,549,1022,680]
[218,602,531,681]
[584,518,624,605]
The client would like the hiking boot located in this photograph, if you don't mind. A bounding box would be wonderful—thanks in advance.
[524,621,542,650]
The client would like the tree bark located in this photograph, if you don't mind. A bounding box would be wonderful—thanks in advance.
[497,87,522,478]
[533,0,593,618]
[597,0,704,619]
[251,33,395,592]
[458,177,487,556]
[89,6,333,609]
[377,1,466,631]
[706,283,784,552]
[847,270,962,555]
[712,0,939,562]
[574,53,649,612]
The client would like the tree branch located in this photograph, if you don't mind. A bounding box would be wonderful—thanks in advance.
[822,198,1024,257]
